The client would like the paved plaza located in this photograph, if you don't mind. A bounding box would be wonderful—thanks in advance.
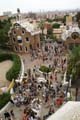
[1,42,68,120]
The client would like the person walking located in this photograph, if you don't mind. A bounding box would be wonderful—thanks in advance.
[0,114,3,120]
[4,111,11,120]
[10,110,15,120]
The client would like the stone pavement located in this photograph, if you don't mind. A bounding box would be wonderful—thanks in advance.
[1,43,67,120]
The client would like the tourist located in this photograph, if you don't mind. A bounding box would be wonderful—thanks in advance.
[48,106,54,115]
[10,99,14,105]
[10,110,15,120]
[22,109,29,120]
[4,111,11,120]
[0,114,3,120]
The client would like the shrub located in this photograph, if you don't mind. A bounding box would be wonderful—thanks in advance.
[39,66,52,73]
[0,93,11,110]
[52,23,60,28]
[0,53,21,81]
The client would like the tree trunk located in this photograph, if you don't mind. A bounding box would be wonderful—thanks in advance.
[75,87,78,101]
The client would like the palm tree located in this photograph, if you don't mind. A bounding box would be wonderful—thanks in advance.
[38,20,45,44]
[67,47,80,100]
[39,20,45,34]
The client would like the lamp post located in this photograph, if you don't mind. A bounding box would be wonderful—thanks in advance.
[66,74,72,101]
[69,74,72,88]
[67,74,72,92]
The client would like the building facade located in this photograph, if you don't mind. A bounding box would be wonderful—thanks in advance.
[62,26,80,49]
[0,15,8,21]
[53,29,62,40]
[65,31,80,49]
[66,15,72,27]
[9,21,41,53]
[3,11,12,17]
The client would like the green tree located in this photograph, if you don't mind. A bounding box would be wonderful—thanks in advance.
[40,34,45,42]
[62,15,66,24]
[75,12,80,28]
[39,20,45,34]
[47,27,53,35]
[76,12,80,22]
[47,27,57,41]
[46,18,53,22]
[39,20,45,42]
[52,23,60,28]
[0,19,11,48]
[67,47,80,100]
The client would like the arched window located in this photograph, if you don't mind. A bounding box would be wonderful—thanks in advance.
[30,44,32,50]
[13,38,15,42]
[14,23,20,28]
[37,43,39,48]
[22,29,25,34]
[15,46,18,51]
[25,47,27,51]
[20,46,22,51]
[13,31,16,35]
[26,37,29,42]
[71,32,79,39]
[17,36,22,43]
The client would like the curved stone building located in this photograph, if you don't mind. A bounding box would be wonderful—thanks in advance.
[9,20,41,53]
[62,26,80,49]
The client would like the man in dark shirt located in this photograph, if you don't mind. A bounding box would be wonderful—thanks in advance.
[4,111,11,120]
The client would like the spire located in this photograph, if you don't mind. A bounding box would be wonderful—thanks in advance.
[17,8,21,21]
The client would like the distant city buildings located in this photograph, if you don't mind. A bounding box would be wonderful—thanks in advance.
[6,9,80,53]
[3,11,12,17]
[0,15,8,21]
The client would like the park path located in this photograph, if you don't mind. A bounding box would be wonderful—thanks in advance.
[0,60,13,88]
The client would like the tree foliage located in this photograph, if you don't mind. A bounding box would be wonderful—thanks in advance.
[0,53,21,81]
[39,20,45,42]
[0,19,11,47]
[39,66,52,73]
[67,47,80,87]
[47,27,53,35]
[75,12,80,28]
[47,27,57,41]
[52,23,60,28]
[46,17,66,23]
[0,93,11,110]
[39,20,45,34]
[46,18,53,22]
[76,12,80,22]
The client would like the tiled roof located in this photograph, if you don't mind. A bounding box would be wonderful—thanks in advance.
[14,19,41,35]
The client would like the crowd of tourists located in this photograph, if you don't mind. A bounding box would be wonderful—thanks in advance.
[0,42,69,120]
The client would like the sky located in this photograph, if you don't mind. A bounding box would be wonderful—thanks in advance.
[0,0,80,14]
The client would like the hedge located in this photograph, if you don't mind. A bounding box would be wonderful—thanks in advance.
[0,93,11,110]
[52,23,60,28]
[0,53,21,81]
[39,66,52,73]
